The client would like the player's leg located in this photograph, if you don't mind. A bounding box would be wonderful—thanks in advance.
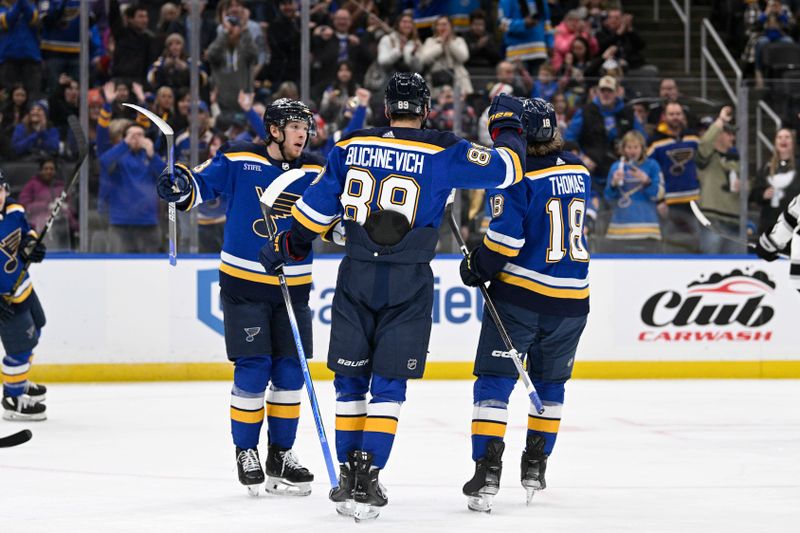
[464,299,535,512]
[263,301,314,496]
[330,373,369,516]
[522,313,588,502]
[1,296,46,421]
[222,291,273,495]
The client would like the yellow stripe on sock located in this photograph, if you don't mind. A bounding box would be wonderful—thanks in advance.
[363,416,398,435]
[336,415,366,431]
[471,420,507,438]
[3,372,29,384]
[266,403,300,419]
[230,406,265,424]
[527,416,561,433]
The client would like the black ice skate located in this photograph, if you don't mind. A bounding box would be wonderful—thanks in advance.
[521,434,548,504]
[463,438,505,513]
[265,444,314,496]
[235,447,265,496]
[351,450,387,522]
[2,395,46,421]
[24,381,46,403]
[329,460,356,517]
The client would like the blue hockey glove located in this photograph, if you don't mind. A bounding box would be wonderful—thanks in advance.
[487,94,524,138]
[754,232,779,262]
[0,298,14,326]
[20,235,46,263]
[460,247,485,287]
[259,231,308,275]
[157,163,193,204]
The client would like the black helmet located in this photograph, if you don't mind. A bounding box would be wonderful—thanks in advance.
[522,98,557,143]
[0,169,7,192]
[385,72,430,119]
[263,98,316,143]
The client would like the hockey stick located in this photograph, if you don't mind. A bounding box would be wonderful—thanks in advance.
[0,429,32,448]
[689,200,789,259]
[259,169,339,489]
[445,191,544,414]
[8,115,88,298]
[122,103,177,266]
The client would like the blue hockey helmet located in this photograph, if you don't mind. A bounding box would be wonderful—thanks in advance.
[384,72,430,120]
[522,98,557,143]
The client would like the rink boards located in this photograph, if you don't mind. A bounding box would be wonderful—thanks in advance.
[27,255,800,381]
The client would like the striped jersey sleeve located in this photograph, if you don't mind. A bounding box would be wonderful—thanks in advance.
[483,183,528,257]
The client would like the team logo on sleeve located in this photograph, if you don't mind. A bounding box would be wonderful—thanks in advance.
[0,228,22,274]
[490,194,505,218]
[252,187,301,237]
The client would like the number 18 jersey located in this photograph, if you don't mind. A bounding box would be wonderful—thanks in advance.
[482,151,591,317]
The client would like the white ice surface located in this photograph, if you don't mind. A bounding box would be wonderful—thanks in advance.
[2,380,799,533]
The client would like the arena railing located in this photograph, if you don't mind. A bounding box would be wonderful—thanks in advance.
[653,0,691,74]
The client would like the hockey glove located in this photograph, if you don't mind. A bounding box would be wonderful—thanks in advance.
[460,247,485,287]
[0,298,14,326]
[754,232,780,262]
[487,94,524,138]
[157,163,193,205]
[20,235,46,263]
[259,231,308,275]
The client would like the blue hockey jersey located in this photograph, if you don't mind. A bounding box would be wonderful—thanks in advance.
[179,141,324,301]
[290,127,525,239]
[476,151,590,316]
[0,200,37,303]
[647,127,700,205]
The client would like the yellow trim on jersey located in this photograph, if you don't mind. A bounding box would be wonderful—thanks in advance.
[223,152,271,164]
[219,262,312,286]
[40,42,81,54]
[496,272,589,299]
[471,420,507,438]
[291,204,330,234]
[364,416,398,435]
[301,164,323,173]
[5,204,25,215]
[497,147,524,184]
[682,135,700,143]
[526,165,587,179]
[266,403,301,419]
[528,416,561,433]
[8,284,33,304]
[336,415,366,431]
[483,236,521,257]
[230,406,265,424]
[505,46,548,58]
[335,136,445,153]
[665,194,700,205]
[0,13,7,31]
[606,226,662,236]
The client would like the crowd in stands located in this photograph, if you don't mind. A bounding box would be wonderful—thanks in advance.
[0,0,794,257]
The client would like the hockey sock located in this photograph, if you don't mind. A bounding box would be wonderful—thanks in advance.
[2,352,33,399]
[334,374,369,464]
[527,380,565,455]
[471,374,515,461]
[230,356,271,450]
[361,375,406,469]
[266,356,304,449]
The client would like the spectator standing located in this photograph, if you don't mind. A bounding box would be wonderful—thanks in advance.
[310,9,372,100]
[647,101,701,253]
[497,0,553,74]
[0,0,42,98]
[604,130,662,253]
[147,33,207,96]
[696,106,742,254]
[206,10,258,116]
[751,127,800,234]
[319,61,359,124]
[551,9,598,72]
[18,157,77,249]
[216,0,266,65]
[47,74,78,134]
[369,12,421,91]
[11,101,59,160]
[109,0,158,85]
[266,0,301,89]
[98,122,164,253]
[178,0,216,53]
[596,8,646,72]
[39,0,82,90]
[463,9,501,68]
[417,15,472,94]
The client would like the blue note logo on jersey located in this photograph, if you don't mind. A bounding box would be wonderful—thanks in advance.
[0,228,22,274]
[251,187,301,237]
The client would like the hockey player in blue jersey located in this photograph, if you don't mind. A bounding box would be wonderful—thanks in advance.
[0,171,48,422]
[459,98,590,512]
[259,72,527,520]
[155,99,324,496]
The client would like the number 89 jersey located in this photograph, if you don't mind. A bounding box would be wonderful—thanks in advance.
[483,151,591,317]
[290,126,524,234]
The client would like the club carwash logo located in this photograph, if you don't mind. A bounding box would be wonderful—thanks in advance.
[638,268,775,342]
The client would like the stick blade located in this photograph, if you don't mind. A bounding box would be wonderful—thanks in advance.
[122,103,174,136]
[0,429,32,448]
[259,169,308,209]
[689,200,712,228]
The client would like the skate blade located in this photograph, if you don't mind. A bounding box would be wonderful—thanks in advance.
[245,484,262,497]
[525,488,536,505]
[467,495,493,513]
[265,476,311,497]
[335,500,355,517]
[2,411,46,422]
[353,502,381,522]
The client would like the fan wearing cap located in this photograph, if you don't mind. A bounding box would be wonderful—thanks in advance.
[696,105,743,254]
[154,98,325,497]
[458,98,590,512]
[0,169,48,422]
